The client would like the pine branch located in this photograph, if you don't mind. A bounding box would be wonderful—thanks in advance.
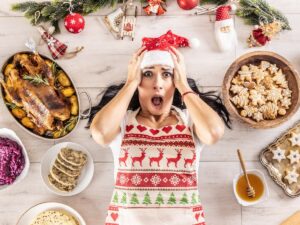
[237,0,291,30]
[200,0,228,5]
[11,0,123,33]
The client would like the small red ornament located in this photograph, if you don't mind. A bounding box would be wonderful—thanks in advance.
[247,21,282,47]
[177,0,199,10]
[64,13,85,34]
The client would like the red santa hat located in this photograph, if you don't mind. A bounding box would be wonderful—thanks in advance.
[141,30,200,69]
[216,4,236,22]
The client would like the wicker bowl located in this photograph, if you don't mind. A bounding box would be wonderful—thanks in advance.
[222,51,300,129]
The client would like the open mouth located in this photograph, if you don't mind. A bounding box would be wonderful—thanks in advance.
[151,96,163,107]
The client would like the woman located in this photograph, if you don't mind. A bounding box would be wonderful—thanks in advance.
[88,31,231,225]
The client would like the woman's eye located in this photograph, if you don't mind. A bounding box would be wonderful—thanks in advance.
[143,71,152,77]
[163,72,173,78]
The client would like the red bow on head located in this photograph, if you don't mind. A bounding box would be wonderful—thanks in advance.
[142,30,189,51]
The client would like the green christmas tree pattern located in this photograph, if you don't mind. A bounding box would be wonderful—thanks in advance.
[167,192,176,205]
[121,192,127,204]
[130,193,140,205]
[155,192,164,205]
[198,193,201,203]
[113,191,119,204]
[191,192,198,204]
[113,191,200,207]
[180,193,189,205]
[142,192,152,205]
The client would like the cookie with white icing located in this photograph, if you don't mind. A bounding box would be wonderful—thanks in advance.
[289,133,300,147]
[287,150,300,164]
[284,167,299,185]
[272,147,286,163]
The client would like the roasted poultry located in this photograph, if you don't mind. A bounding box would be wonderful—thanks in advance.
[0,53,72,136]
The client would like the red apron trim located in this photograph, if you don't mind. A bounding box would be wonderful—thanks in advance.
[114,187,198,191]
[116,172,197,188]
[121,140,195,147]
[124,133,193,141]
[193,205,203,212]
[108,205,119,211]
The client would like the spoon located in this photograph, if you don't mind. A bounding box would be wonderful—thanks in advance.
[237,149,256,198]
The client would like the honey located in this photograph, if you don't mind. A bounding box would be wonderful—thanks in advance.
[236,173,264,202]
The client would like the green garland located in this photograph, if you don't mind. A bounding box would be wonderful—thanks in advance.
[237,0,291,30]
[11,0,123,32]
[200,0,227,5]
[201,0,291,30]
[12,0,291,32]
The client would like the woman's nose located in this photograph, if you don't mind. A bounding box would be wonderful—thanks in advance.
[153,75,163,90]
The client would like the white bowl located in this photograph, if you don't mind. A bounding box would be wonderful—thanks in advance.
[16,202,86,225]
[0,128,30,191]
[233,169,269,206]
[41,142,94,196]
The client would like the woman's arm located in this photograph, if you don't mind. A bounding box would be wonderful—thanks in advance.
[170,47,225,145]
[90,47,145,146]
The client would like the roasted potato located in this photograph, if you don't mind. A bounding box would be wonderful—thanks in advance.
[57,71,71,87]
[61,87,75,97]
[12,108,26,119]
[4,64,14,76]
[20,54,29,60]
[53,130,62,139]
[21,117,34,129]
[5,94,13,103]
[70,95,79,115]
[45,59,53,68]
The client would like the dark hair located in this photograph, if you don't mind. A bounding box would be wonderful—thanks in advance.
[85,78,231,129]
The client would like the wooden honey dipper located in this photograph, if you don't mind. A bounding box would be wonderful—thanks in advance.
[237,149,256,198]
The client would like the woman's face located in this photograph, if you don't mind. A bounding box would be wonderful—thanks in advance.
[138,65,175,116]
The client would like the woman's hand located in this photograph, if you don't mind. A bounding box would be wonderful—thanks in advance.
[126,47,146,87]
[169,46,191,93]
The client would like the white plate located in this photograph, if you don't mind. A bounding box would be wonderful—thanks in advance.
[0,128,30,191]
[41,142,94,196]
[16,202,86,225]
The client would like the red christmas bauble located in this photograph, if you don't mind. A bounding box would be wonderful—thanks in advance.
[177,0,199,10]
[64,13,85,34]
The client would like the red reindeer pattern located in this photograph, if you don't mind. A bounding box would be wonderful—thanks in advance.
[149,148,164,167]
[166,149,182,168]
[119,148,129,167]
[184,151,196,168]
[131,148,147,167]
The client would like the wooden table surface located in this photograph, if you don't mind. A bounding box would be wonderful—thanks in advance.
[1,0,300,224]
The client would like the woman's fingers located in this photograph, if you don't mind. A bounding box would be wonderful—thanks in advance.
[130,47,146,64]
[137,50,146,64]
[170,46,184,62]
[169,49,180,66]
[134,46,146,59]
